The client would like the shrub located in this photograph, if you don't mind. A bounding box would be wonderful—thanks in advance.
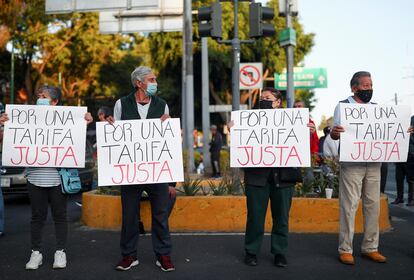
[178,177,202,196]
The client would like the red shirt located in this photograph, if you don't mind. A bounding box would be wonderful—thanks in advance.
[309,119,319,155]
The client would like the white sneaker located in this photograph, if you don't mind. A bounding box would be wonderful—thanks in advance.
[53,250,67,269]
[25,250,43,270]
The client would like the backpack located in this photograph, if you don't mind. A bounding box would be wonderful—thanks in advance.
[59,168,81,194]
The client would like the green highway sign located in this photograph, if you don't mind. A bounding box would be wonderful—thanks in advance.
[274,67,328,90]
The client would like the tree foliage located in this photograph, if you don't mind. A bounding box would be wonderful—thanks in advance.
[0,0,316,124]
[146,0,315,125]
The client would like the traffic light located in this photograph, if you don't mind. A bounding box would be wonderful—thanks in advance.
[249,3,276,38]
[198,2,222,39]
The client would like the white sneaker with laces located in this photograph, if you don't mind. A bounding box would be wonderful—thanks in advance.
[53,250,67,269]
[25,250,43,270]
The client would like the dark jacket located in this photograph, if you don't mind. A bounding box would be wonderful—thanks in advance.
[120,92,166,120]
[243,106,302,188]
[209,132,223,155]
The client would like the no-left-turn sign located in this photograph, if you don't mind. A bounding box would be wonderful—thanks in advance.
[239,63,263,90]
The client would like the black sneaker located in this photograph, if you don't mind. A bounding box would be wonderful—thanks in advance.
[274,254,288,268]
[406,201,414,206]
[156,255,175,272]
[244,253,257,266]
[115,256,139,271]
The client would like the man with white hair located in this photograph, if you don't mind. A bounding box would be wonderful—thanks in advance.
[110,66,175,272]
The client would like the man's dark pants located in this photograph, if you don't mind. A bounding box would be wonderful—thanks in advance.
[120,183,172,257]
[380,162,388,193]
[244,178,294,256]
[395,162,414,202]
[211,152,221,176]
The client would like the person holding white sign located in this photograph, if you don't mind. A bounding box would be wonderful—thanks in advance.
[107,66,175,272]
[238,88,315,268]
[330,71,413,265]
[0,86,93,270]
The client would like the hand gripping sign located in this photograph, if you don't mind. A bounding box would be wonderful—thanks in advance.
[2,105,87,168]
[230,108,311,168]
[339,103,411,162]
[96,118,184,186]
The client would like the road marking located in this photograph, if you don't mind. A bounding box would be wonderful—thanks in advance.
[170,232,245,236]
[390,216,407,222]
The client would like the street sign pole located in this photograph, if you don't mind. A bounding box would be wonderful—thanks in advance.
[231,0,241,193]
[232,0,241,112]
[184,0,195,173]
[201,37,211,172]
[285,0,294,108]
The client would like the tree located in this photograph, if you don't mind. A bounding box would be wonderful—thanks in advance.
[0,1,137,106]
[146,0,315,127]
[38,13,132,105]
[0,0,316,123]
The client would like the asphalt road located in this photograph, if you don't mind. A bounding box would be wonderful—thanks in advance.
[1,164,414,280]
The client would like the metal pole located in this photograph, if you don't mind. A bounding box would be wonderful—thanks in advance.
[285,0,294,108]
[231,0,241,112]
[201,37,211,173]
[184,0,195,173]
[181,19,187,149]
[10,40,15,104]
[232,0,241,192]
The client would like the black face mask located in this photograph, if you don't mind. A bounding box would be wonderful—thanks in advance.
[356,89,373,103]
[259,100,274,109]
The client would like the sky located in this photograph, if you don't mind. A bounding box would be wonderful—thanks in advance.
[261,0,414,126]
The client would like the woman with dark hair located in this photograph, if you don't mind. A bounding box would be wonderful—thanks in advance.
[0,86,93,270]
[230,88,315,268]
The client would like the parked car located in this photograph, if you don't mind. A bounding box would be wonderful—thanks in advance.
[0,140,95,195]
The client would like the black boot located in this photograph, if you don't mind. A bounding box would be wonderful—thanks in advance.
[274,254,288,268]
[244,253,257,266]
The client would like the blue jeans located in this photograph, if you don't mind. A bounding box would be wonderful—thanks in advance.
[0,177,4,233]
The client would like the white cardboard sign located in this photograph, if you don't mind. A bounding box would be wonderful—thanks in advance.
[2,105,87,168]
[339,103,411,162]
[96,118,184,186]
[230,108,311,168]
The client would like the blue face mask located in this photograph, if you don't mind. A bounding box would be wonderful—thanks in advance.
[145,83,158,96]
[36,98,50,106]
